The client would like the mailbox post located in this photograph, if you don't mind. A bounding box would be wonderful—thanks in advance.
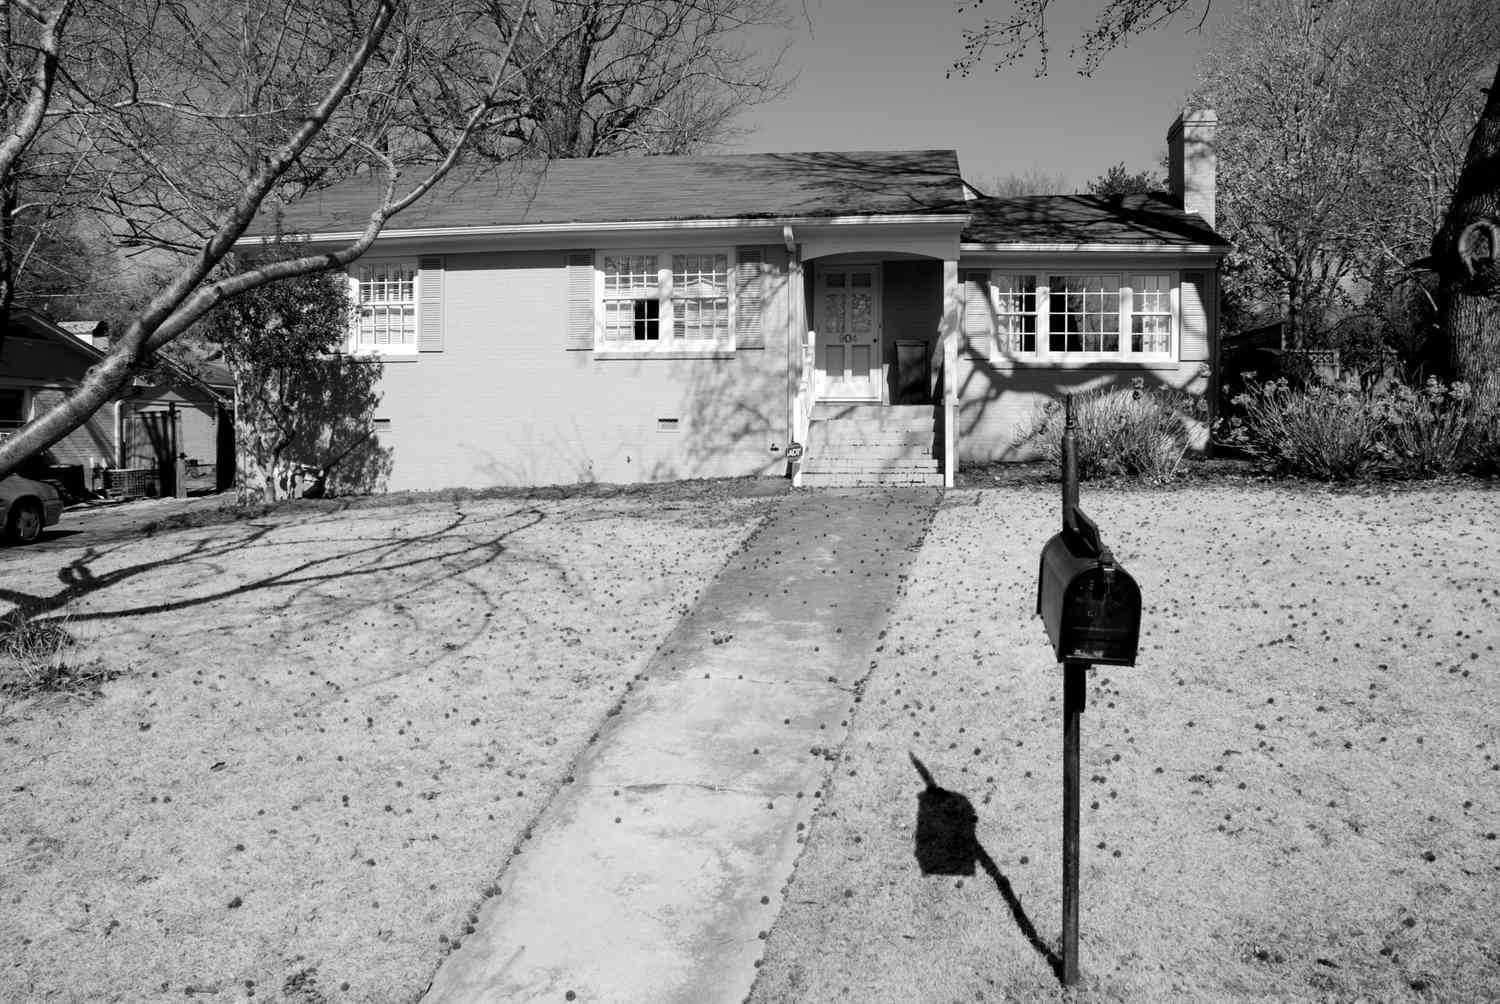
[1035,395,1141,987]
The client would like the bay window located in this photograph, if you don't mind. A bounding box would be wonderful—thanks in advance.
[965,271,1177,360]
[994,274,1038,353]
[1130,273,1173,353]
[1048,274,1120,353]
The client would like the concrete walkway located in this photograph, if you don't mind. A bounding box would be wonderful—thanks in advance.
[421,489,939,1004]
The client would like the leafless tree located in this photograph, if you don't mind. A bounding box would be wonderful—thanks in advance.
[953,0,1500,401]
[974,168,1073,197]
[951,0,1210,78]
[0,0,789,481]
[502,0,791,158]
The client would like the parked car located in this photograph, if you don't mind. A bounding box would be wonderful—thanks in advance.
[1,474,63,544]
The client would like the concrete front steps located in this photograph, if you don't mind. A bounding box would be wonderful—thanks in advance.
[800,404,944,487]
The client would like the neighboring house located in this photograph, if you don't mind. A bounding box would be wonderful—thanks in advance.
[0,309,235,495]
[246,110,1228,490]
[1221,318,1339,389]
[1221,317,1401,392]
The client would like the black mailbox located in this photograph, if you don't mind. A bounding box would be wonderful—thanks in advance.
[1035,393,1142,668]
[1037,510,1141,666]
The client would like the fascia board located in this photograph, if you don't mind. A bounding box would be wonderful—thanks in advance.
[239,212,970,249]
[960,242,1229,256]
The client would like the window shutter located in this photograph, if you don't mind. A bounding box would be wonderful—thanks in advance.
[565,251,595,351]
[1180,270,1208,361]
[418,256,444,352]
[735,247,765,349]
[962,271,995,357]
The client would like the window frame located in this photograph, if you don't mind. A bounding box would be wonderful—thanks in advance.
[1127,272,1174,355]
[990,272,1038,355]
[1046,272,1124,355]
[0,385,29,440]
[969,269,1180,364]
[348,258,421,356]
[594,247,737,354]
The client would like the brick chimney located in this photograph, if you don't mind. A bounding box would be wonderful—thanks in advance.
[1168,109,1216,229]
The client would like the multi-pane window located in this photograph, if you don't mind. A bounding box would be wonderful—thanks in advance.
[672,254,730,342]
[603,255,662,341]
[1130,273,1173,353]
[354,261,417,350]
[965,273,1178,359]
[994,274,1038,353]
[824,271,879,335]
[600,251,733,347]
[0,387,25,439]
[1048,274,1120,353]
[825,271,847,335]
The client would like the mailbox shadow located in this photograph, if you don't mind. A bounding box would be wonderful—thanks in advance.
[909,752,1064,983]
[911,751,978,875]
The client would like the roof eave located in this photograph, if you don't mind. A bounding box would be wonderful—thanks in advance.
[242,211,971,247]
[960,241,1230,256]
[10,307,107,360]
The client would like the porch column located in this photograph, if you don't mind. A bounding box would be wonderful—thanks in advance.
[939,258,961,489]
[787,246,809,488]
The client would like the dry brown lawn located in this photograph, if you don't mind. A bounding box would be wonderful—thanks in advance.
[0,484,781,1002]
[750,481,1500,1003]
[6,478,1497,1003]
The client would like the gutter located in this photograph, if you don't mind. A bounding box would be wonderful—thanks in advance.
[960,242,1230,255]
[240,212,971,247]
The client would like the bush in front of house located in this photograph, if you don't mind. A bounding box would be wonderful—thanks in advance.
[1224,376,1491,480]
[1224,377,1387,480]
[1380,377,1475,476]
[1463,406,1500,476]
[1018,381,1202,483]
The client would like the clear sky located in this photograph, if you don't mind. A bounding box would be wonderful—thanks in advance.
[728,0,1222,193]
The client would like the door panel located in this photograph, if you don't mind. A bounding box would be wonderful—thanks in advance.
[850,344,871,379]
[126,410,178,496]
[815,265,882,401]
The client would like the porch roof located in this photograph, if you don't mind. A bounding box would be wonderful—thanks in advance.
[252,150,970,240]
[961,194,1229,249]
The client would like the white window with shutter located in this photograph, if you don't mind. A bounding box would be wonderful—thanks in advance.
[594,248,737,352]
[350,259,419,354]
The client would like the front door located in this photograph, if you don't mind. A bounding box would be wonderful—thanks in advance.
[815,264,882,402]
[126,410,179,496]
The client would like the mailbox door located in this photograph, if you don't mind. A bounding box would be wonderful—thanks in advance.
[1059,568,1140,666]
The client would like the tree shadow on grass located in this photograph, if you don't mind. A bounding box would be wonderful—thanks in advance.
[909,752,1064,984]
[0,504,557,671]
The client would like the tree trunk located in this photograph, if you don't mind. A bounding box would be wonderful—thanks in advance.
[1435,59,1500,417]
[0,0,14,357]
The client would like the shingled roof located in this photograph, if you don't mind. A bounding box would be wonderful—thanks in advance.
[962,194,1228,248]
[255,150,969,238]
